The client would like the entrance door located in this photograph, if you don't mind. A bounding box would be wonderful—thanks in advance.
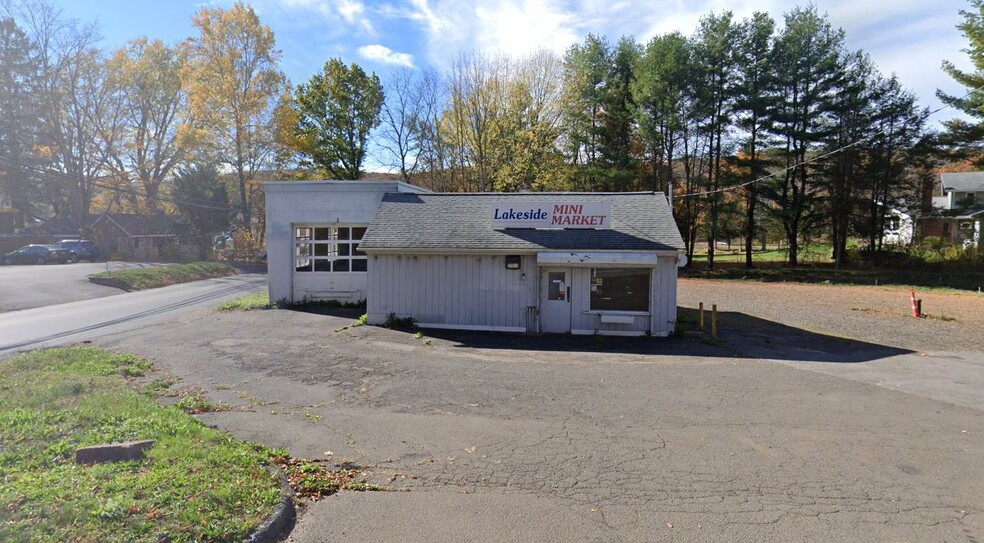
[540,267,572,333]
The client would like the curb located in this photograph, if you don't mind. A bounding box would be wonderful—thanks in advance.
[87,276,130,291]
[245,466,296,543]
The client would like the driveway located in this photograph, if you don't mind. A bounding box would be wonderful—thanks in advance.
[99,304,984,543]
[0,261,163,312]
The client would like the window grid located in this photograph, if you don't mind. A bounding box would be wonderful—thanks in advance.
[295,225,368,273]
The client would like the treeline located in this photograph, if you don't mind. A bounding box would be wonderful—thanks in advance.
[374,8,935,268]
[0,1,969,267]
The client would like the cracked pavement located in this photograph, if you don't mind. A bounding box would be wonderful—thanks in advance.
[100,305,984,543]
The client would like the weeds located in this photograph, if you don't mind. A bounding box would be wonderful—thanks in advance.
[218,292,276,311]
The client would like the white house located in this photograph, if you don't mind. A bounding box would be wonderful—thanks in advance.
[265,182,687,336]
[928,172,984,248]
[881,206,915,246]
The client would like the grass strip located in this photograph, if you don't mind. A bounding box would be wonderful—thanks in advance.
[217,292,276,312]
[89,262,237,291]
[0,346,282,543]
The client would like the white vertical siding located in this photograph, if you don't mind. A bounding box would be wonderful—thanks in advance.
[367,253,538,331]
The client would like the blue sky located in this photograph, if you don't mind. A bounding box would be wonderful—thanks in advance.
[60,0,973,127]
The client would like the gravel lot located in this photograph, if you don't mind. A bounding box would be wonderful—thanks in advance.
[678,278,984,352]
[97,278,984,543]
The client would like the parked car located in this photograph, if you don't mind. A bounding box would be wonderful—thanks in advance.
[3,244,77,265]
[53,239,102,261]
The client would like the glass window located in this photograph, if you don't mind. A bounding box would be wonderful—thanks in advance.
[590,268,650,312]
[294,225,369,273]
[547,272,566,301]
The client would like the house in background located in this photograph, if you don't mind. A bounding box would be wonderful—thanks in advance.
[88,213,194,260]
[917,172,984,248]
[881,205,915,246]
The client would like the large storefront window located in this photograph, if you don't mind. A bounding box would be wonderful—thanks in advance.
[295,225,367,272]
[590,268,650,312]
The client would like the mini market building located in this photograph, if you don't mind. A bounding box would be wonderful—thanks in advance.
[265,181,686,336]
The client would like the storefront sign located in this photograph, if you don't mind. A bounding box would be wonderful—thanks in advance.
[490,202,611,229]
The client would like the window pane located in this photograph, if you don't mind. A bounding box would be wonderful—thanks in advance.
[352,243,365,256]
[295,259,312,272]
[314,227,331,241]
[314,260,332,272]
[295,227,311,240]
[547,272,566,301]
[333,259,350,272]
[338,243,350,256]
[589,268,649,312]
[337,227,350,240]
[313,243,331,257]
[295,243,311,257]
[351,227,367,240]
[351,259,367,272]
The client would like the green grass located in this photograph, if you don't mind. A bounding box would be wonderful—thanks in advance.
[217,292,276,312]
[89,262,237,291]
[0,346,282,543]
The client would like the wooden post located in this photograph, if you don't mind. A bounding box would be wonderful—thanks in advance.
[711,304,718,339]
[699,302,704,330]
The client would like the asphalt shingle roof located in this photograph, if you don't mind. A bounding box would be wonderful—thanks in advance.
[360,192,684,252]
[941,172,984,192]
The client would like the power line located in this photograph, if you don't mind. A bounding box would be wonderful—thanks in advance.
[677,84,984,199]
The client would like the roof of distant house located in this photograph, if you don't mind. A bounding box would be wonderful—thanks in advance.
[360,192,684,252]
[941,172,984,192]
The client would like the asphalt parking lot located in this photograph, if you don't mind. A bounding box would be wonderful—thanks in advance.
[0,261,162,312]
[99,280,984,543]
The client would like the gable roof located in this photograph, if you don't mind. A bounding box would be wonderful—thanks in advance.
[941,172,984,192]
[360,192,684,253]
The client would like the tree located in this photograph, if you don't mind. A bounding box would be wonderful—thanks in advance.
[491,50,569,192]
[293,58,383,179]
[561,34,610,187]
[594,36,640,191]
[105,38,188,213]
[734,12,776,268]
[184,2,284,228]
[5,0,103,228]
[764,6,845,267]
[0,16,38,224]
[694,11,740,267]
[378,67,422,182]
[445,51,508,192]
[939,0,984,149]
[633,32,689,195]
[171,163,230,256]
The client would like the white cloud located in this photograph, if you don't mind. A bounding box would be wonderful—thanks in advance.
[337,0,364,22]
[358,44,416,67]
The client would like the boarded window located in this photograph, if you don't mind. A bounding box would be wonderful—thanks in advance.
[589,268,650,312]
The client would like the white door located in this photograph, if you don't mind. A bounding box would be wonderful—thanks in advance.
[540,267,572,333]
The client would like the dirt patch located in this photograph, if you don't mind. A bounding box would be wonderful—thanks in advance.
[678,278,984,352]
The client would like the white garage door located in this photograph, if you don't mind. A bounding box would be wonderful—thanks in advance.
[292,224,369,302]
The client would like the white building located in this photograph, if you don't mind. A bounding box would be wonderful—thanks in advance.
[265,181,686,337]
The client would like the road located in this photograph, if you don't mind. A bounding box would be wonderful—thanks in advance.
[0,273,265,357]
[0,261,164,312]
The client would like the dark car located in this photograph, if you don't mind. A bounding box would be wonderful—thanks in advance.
[53,239,102,261]
[3,244,77,265]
